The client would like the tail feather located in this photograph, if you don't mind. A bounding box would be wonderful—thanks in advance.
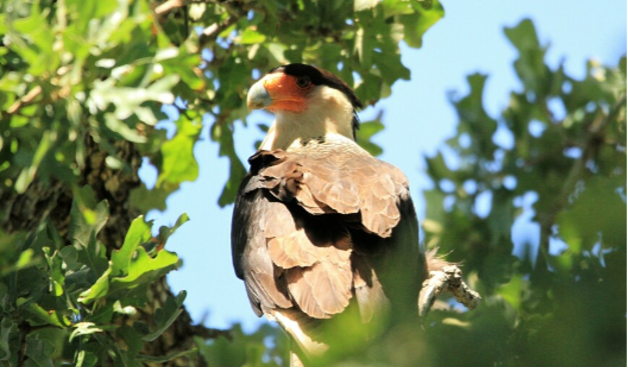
[425,247,457,273]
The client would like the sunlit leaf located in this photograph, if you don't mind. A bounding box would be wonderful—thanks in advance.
[110,247,179,291]
[69,322,103,342]
[14,130,54,194]
[496,274,524,310]
[104,114,148,143]
[354,0,378,12]
[238,29,266,45]
[21,303,67,328]
[382,0,414,18]
[157,116,202,189]
[111,216,152,277]
[77,263,113,304]
[113,300,137,316]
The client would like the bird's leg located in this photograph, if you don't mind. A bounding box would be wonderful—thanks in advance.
[289,341,305,367]
[268,309,328,366]
[418,265,481,316]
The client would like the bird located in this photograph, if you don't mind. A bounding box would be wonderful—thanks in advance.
[231,63,447,365]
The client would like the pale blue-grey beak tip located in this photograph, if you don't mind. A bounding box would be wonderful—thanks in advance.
[247,80,272,111]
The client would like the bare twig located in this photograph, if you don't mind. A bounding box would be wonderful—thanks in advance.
[155,0,187,16]
[18,324,27,367]
[201,23,219,38]
[198,16,237,48]
[418,265,481,316]
[7,85,42,114]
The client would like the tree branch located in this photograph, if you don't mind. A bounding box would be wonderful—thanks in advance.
[418,265,481,316]
[18,322,27,367]
[198,16,237,49]
[7,85,42,115]
[155,0,187,16]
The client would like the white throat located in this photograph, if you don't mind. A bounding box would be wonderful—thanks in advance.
[259,86,356,151]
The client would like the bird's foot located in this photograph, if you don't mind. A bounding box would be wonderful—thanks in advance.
[418,265,481,316]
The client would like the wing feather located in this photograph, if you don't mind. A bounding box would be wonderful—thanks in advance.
[232,148,421,323]
[286,244,353,318]
[352,253,389,323]
[232,179,293,316]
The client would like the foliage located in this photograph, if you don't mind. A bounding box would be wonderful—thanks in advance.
[0,0,444,365]
[0,0,443,209]
[1,0,624,365]
[196,323,288,367]
[421,19,626,366]
[0,185,189,366]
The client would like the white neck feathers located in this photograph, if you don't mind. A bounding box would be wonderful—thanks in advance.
[259,86,356,151]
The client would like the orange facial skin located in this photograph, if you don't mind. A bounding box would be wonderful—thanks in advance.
[261,72,314,113]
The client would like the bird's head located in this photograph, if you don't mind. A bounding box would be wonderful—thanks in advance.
[247,63,363,150]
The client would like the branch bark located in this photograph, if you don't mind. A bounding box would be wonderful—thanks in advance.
[7,85,42,115]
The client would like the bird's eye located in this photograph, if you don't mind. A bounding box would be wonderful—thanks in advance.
[296,76,311,89]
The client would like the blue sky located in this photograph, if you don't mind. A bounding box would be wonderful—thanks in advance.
[140,0,627,332]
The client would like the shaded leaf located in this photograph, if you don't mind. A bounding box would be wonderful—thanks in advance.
[137,347,197,364]
[356,119,385,157]
[0,318,13,361]
[504,19,550,95]
[116,325,144,366]
[503,18,541,52]
[143,292,186,342]
[69,186,110,248]
[213,122,247,207]
[24,336,55,367]
[129,183,172,212]
[619,56,628,78]
[400,0,445,48]
[557,177,626,250]
[156,213,190,248]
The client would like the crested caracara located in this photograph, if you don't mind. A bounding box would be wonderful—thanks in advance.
[232,63,446,365]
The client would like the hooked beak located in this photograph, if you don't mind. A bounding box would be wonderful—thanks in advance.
[247,80,272,111]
